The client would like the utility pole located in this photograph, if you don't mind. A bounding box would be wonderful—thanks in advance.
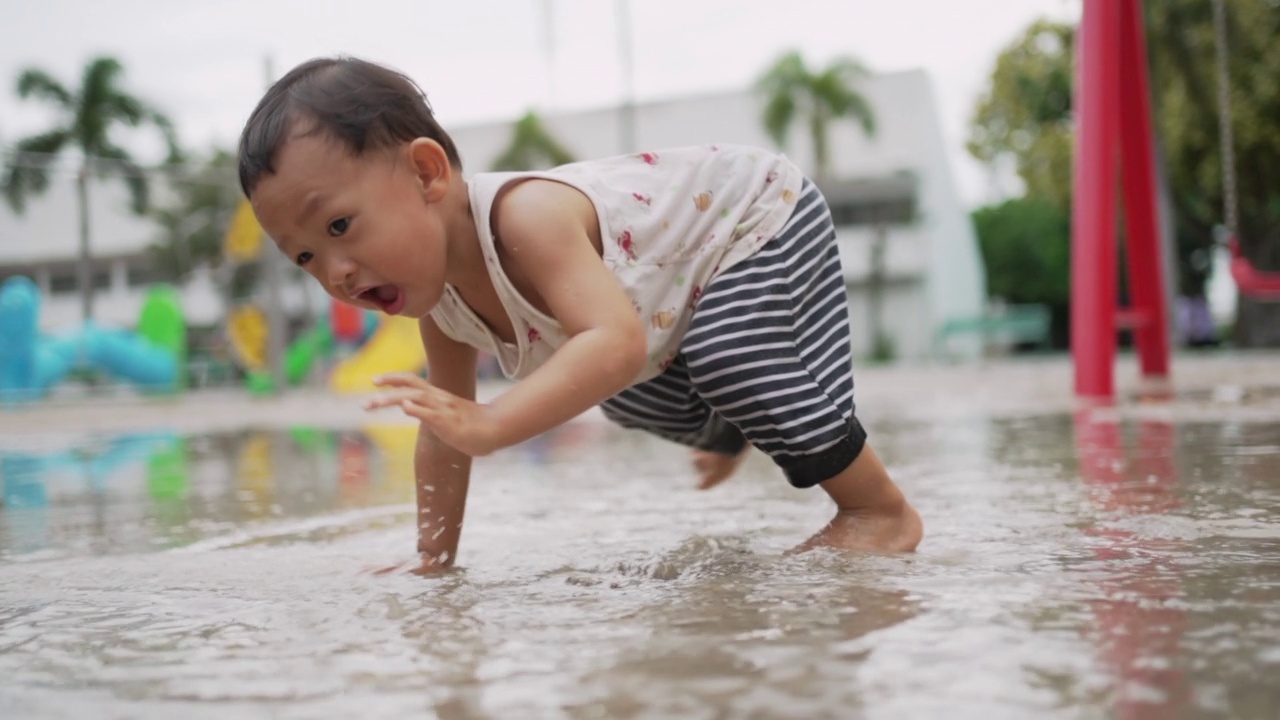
[615,0,637,153]
[540,0,557,111]
[261,54,288,393]
[76,159,94,322]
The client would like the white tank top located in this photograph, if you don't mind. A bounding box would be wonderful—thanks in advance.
[429,144,805,383]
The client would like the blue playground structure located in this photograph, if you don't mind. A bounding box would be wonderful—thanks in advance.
[0,276,185,402]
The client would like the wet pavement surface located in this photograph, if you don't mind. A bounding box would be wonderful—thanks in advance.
[1,354,1278,719]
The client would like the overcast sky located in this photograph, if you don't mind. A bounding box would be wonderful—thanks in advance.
[0,0,1079,207]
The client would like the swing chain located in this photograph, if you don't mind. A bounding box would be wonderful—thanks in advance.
[1212,0,1240,241]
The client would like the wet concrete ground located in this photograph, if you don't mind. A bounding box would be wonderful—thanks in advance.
[1,353,1278,719]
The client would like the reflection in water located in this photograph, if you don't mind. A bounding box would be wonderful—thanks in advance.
[1,433,186,556]
[236,432,276,518]
[0,421,607,560]
[0,452,48,555]
[2,381,1279,719]
[1075,410,1189,718]
[560,538,919,718]
[0,425,428,559]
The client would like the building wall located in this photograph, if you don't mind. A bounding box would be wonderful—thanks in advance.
[0,171,154,263]
[834,224,932,358]
[449,69,985,360]
[0,174,308,331]
[0,69,985,360]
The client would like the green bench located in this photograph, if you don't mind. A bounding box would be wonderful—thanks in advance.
[934,304,1052,357]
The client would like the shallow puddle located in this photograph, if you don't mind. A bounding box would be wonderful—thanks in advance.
[2,367,1279,719]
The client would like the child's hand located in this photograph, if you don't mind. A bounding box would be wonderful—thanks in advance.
[366,373,502,456]
[367,555,453,576]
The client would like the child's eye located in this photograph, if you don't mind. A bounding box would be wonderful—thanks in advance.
[295,251,314,267]
[328,218,351,237]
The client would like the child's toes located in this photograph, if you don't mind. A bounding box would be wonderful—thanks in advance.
[698,473,730,490]
[691,449,736,490]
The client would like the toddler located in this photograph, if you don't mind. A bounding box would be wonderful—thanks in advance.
[238,57,922,571]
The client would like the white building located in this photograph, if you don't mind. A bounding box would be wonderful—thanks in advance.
[0,176,223,329]
[0,68,985,361]
[449,68,985,360]
[0,172,304,332]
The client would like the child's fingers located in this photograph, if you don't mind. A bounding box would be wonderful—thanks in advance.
[372,372,430,389]
[402,401,474,453]
[400,399,439,425]
[367,561,410,575]
[363,388,426,410]
[698,474,728,491]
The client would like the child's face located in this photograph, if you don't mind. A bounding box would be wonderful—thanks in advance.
[249,132,449,318]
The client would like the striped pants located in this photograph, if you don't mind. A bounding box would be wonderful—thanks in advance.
[599,182,866,489]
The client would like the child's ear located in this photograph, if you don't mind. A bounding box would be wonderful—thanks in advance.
[408,139,452,203]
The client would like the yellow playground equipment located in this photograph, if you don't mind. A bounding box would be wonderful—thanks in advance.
[223,199,426,394]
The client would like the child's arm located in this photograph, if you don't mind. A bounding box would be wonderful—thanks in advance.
[406,316,478,570]
[372,180,647,456]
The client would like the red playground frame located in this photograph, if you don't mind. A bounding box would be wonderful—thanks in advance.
[1070,0,1172,399]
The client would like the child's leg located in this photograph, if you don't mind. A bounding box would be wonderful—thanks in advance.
[599,358,747,490]
[602,366,920,551]
[691,445,750,490]
[598,359,711,446]
[796,444,922,553]
[688,413,750,489]
[683,180,922,552]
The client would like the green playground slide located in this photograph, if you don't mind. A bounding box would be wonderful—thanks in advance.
[246,322,336,395]
[137,286,187,390]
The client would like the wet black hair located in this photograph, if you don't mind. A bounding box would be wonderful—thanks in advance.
[237,56,462,197]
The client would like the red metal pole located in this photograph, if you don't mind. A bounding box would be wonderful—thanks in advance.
[1118,0,1172,380]
[1072,0,1122,399]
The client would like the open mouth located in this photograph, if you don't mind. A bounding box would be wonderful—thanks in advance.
[359,285,406,315]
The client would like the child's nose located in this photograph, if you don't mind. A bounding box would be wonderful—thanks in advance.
[327,255,357,288]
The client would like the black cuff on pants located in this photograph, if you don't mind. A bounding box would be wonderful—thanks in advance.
[697,414,749,456]
[780,417,868,489]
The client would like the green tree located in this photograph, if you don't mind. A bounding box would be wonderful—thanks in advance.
[147,150,238,282]
[968,3,1280,347]
[1,56,181,321]
[756,51,876,180]
[971,197,1072,348]
[490,111,576,171]
[1145,0,1280,346]
[966,20,1074,210]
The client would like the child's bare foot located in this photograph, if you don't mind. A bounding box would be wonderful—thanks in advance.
[792,444,923,554]
[692,446,750,490]
[792,502,923,554]
[367,552,453,576]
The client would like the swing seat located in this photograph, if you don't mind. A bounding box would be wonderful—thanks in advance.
[1228,236,1280,299]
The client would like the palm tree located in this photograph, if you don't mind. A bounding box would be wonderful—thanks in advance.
[756,51,876,180]
[148,150,238,282]
[2,56,181,321]
[490,111,576,172]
